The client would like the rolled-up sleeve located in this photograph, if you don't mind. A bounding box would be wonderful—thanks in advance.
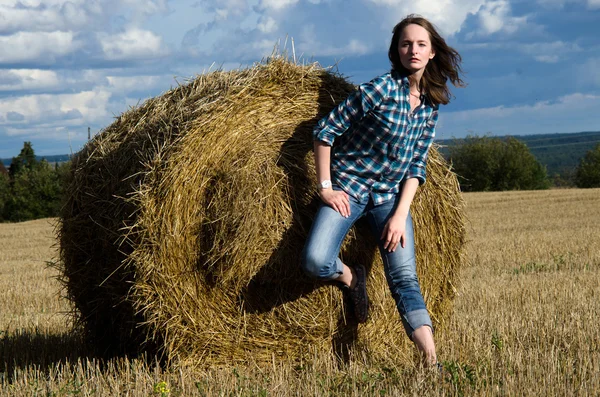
[405,107,438,185]
[313,76,388,145]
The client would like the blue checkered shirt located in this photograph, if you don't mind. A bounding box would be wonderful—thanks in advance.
[313,70,439,205]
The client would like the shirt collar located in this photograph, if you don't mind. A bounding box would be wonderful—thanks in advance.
[391,69,409,87]
[400,76,411,89]
[391,69,432,105]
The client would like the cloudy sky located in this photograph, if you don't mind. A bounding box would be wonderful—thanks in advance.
[0,0,599,158]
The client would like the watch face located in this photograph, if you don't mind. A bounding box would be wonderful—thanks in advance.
[321,180,332,189]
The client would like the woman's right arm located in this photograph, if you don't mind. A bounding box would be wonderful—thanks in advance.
[314,141,351,217]
[312,74,390,217]
[313,75,388,145]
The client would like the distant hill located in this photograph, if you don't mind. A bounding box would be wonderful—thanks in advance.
[437,130,600,177]
[1,154,72,168]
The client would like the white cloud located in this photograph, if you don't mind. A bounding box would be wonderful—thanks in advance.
[588,0,600,8]
[59,90,111,120]
[577,57,600,87]
[0,89,112,127]
[213,0,250,19]
[366,0,485,35]
[0,0,171,63]
[534,55,559,63]
[477,1,508,33]
[4,0,85,5]
[0,1,90,34]
[121,0,169,15]
[99,28,167,60]
[257,0,299,11]
[346,39,369,56]
[302,39,369,57]
[180,0,279,60]
[183,0,485,63]
[251,39,281,55]
[535,0,577,8]
[0,70,60,91]
[257,15,278,33]
[4,125,87,143]
[296,24,370,57]
[0,31,80,64]
[533,0,600,10]
[463,40,582,63]
[106,75,169,94]
[524,41,582,62]
[0,1,175,67]
[473,0,528,36]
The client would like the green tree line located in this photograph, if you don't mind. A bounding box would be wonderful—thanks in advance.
[448,136,600,192]
[574,143,600,188]
[0,142,69,222]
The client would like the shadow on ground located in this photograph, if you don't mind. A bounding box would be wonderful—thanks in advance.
[0,328,151,381]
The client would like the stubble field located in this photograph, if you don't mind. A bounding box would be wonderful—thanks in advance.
[1,188,599,396]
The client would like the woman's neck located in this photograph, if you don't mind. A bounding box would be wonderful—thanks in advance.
[408,74,423,93]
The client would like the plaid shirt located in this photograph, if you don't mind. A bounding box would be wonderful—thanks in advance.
[313,70,439,205]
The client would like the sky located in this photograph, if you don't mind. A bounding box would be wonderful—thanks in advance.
[0,0,599,158]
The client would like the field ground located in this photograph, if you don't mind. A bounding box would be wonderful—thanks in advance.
[1,188,599,396]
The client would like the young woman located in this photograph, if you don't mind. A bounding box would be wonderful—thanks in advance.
[301,14,464,365]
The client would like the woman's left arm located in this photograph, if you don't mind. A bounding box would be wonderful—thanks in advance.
[405,108,438,184]
[381,178,419,252]
[381,108,439,252]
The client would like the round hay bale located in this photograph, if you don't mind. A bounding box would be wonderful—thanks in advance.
[58,57,466,366]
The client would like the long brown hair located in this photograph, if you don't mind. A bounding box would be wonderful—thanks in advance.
[388,15,465,106]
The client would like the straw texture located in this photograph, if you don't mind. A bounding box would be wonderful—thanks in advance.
[58,57,466,366]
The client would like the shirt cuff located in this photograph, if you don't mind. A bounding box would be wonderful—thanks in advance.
[313,126,337,146]
[405,166,426,185]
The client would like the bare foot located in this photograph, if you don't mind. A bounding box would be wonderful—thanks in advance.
[412,325,437,366]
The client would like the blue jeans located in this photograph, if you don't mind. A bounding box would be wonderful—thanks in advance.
[301,191,432,337]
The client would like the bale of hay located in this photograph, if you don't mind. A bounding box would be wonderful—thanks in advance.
[58,57,465,366]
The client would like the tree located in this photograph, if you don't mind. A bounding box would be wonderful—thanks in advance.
[2,142,67,222]
[449,135,550,192]
[0,173,8,221]
[4,160,63,221]
[9,141,37,180]
[575,143,600,188]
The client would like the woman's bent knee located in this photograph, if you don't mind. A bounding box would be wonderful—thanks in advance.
[301,249,337,279]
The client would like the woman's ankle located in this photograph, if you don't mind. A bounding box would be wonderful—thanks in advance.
[337,263,355,288]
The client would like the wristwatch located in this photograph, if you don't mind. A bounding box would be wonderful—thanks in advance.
[319,180,332,189]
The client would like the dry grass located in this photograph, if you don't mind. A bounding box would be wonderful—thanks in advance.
[0,219,69,331]
[2,188,600,395]
[436,188,600,395]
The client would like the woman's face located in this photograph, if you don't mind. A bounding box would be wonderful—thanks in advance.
[397,23,435,74]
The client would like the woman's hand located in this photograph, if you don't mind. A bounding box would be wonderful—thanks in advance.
[319,189,351,218]
[381,214,407,252]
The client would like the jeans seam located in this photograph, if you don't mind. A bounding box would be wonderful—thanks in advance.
[368,209,411,316]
